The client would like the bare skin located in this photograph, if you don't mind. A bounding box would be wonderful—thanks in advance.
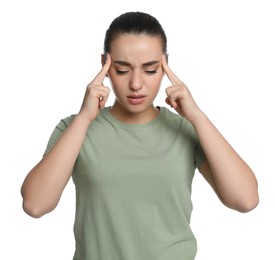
[162,56,259,212]
[21,55,112,218]
[21,35,259,218]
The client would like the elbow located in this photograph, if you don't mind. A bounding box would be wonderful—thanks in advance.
[238,183,260,213]
[22,201,44,218]
[225,192,260,213]
[22,199,47,218]
[21,186,58,218]
[237,194,259,213]
[22,197,55,218]
[221,176,260,213]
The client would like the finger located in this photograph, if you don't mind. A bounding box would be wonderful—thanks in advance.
[99,94,109,109]
[162,55,182,85]
[100,86,111,108]
[92,53,112,85]
[165,86,178,103]
[165,96,178,109]
[93,85,110,100]
[165,85,187,108]
[165,85,186,99]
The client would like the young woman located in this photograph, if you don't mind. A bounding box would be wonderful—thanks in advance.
[21,11,259,260]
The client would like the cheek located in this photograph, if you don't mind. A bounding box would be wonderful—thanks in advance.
[108,72,122,88]
[108,75,128,99]
[148,74,163,91]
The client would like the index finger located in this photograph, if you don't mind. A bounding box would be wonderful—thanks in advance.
[92,53,112,85]
[162,55,182,85]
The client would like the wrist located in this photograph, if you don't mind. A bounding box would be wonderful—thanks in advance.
[74,113,95,127]
[188,108,207,127]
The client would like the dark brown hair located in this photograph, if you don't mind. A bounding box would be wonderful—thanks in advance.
[103,11,167,55]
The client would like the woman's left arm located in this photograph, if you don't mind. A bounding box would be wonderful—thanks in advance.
[192,112,259,212]
[162,56,259,212]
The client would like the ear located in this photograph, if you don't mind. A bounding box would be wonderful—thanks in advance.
[101,54,106,66]
[165,53,169,63]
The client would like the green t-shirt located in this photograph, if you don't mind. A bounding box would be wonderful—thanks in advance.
[45,107,206,260]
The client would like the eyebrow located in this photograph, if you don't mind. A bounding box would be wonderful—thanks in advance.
[113,60,160,67]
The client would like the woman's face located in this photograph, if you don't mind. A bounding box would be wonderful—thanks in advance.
[107,34,164,119]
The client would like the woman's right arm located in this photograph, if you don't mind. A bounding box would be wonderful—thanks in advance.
[21,54,111,218]
[21,115,91,218]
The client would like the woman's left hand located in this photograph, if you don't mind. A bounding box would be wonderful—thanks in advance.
[162,55,202,123]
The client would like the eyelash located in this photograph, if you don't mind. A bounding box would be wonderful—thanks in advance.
[146,70,157,74]
[116,70,157,75]
[116,70,127,74]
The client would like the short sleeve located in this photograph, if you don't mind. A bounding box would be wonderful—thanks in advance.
[43,115,75,156]
[194,140,207,169]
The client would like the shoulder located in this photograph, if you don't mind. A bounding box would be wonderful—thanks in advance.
[160,107,193,127]
[55,114,76,131]
[159,107,198,138]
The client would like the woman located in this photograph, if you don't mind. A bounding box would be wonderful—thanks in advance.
[21,11,259,260]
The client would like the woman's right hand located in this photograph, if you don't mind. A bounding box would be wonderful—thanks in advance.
[78,54,111,122]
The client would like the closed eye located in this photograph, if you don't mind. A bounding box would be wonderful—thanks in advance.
[116,69,157,75]
[146,70,157,74]
[116,70,128,74]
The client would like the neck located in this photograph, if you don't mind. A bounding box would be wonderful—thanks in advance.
[110,102,159,124]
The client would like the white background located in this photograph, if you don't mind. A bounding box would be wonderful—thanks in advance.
[1,0,274,259]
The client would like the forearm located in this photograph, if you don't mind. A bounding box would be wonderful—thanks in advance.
[162,56,258,211]
[191,111,259,211]
[21,114,91,217]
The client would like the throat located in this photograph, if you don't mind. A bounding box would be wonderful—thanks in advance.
[110,104,160,124]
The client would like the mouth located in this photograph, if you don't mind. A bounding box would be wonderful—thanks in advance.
[127,94,146,105]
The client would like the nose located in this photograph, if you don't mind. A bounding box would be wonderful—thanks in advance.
[129,70,143,91]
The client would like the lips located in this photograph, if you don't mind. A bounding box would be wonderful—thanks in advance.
[127,94,146,105]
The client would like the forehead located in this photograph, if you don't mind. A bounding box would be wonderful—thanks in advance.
[111,34,163,54]
[110,34,163,63]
